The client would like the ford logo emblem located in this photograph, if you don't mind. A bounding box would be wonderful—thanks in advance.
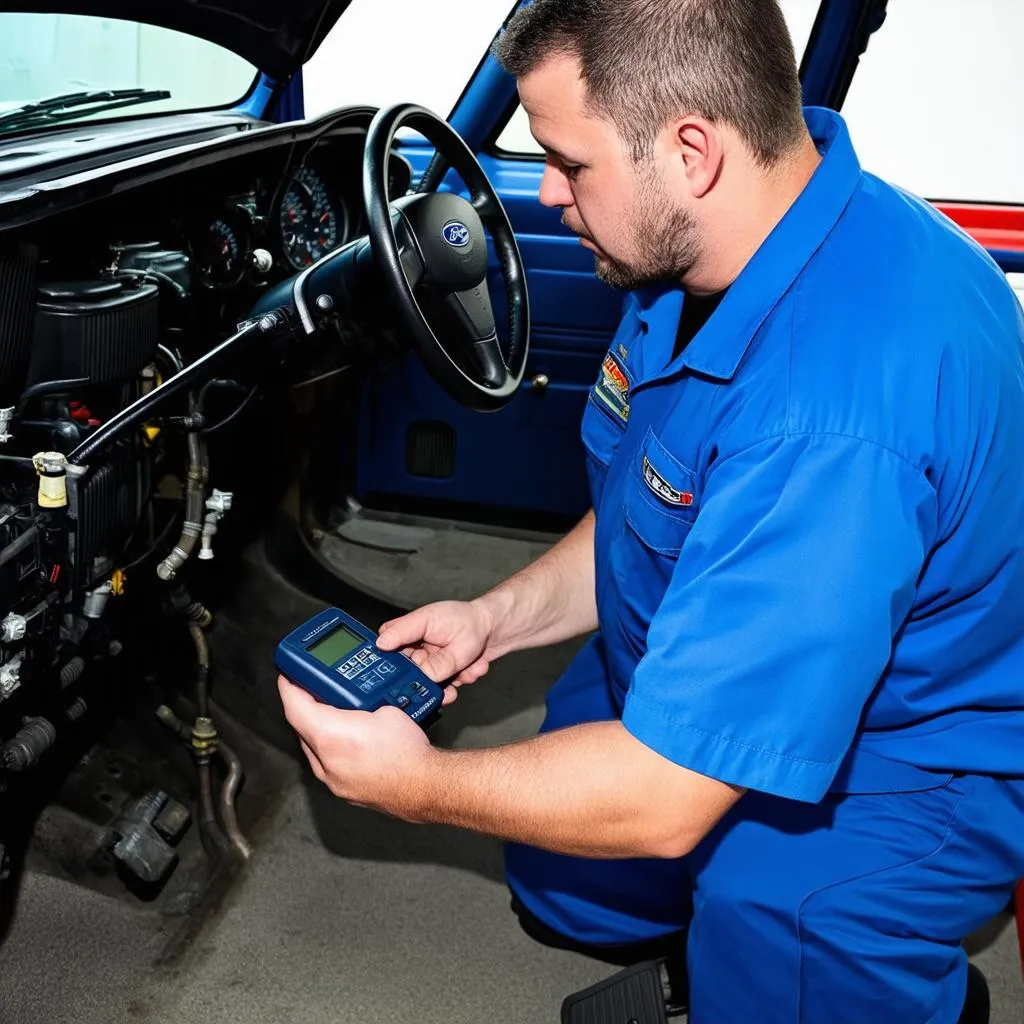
[442,221,471,248]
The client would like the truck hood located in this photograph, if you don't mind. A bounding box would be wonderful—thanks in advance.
[8,0,353,81]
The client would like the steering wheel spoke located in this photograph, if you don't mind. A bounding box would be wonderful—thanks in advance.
[468,336,509,390]
[393,213,425,288]
[444,284,498,342]
[470,191,501,225]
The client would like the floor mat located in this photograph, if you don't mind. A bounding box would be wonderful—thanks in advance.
[317,510,557,610]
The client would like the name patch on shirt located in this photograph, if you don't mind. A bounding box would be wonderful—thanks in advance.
[594,352,630,423]
[643,456,694,507]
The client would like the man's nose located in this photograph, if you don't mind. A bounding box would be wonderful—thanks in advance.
[539,162,573,209]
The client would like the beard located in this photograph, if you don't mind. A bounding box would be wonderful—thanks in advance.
[565,170,703,291]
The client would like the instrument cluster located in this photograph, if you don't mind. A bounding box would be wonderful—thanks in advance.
[192,163,347,290]
[278,165,346,270]
[190,149,411,292]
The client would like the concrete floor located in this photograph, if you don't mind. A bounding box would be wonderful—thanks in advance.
[0,631,1020,1024]
[0,529,1019,1023]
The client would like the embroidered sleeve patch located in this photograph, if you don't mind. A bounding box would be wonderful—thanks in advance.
[593,352,631,422]
[643,456,694,506]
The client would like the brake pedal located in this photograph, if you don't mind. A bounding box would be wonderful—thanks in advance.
[561,960,671,1024]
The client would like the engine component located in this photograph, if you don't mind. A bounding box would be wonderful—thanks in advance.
[67,310,294,469]
[64,697,88,723]
[75,447,147,589]
[1,612,26,643]
[60,656,85,689]
[82,581,113,619]
[33,451,68,511]
[3,716,56,770]
[198,488,233,561]
[28,278,160,387]
[153,796,191,843]
[0,242,41,413]
[111,242,191,298]
[0,653,24,700]
[157,433,208,581]
[112,790,179,884]
[0,507,42,615]
[33,450,69,589]
[0,407,13,444]
[156,703,252,861]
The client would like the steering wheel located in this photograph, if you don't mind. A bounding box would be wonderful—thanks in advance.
[363,104,530,413]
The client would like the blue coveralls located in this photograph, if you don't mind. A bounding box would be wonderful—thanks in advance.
[504,108,1024,1022]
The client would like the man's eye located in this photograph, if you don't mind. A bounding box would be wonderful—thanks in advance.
[563,164,582,181]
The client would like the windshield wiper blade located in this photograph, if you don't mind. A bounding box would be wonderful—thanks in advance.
[0,89,171,133]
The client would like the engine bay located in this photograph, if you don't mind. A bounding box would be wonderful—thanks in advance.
[0,109,411,907]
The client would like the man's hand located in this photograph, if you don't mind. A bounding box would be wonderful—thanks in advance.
[376,599,500,705]
[278,675,435,821]
[279,670,743,857]
[375,509,600,706]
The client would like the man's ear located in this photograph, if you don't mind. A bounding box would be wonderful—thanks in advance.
[675,118,723,199]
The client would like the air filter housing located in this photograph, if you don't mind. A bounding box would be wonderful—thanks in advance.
[28,278,159,386]
[0,243,40,407]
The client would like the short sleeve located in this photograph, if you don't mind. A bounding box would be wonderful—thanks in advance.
[620,432,938,803]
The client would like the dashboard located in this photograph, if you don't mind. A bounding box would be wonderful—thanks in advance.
[1,113,415,343]
[196,159,357,289]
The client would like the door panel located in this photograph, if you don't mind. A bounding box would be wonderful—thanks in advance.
[355,149,623,522]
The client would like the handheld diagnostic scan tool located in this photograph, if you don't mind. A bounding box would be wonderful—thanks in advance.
[275,607,444,727]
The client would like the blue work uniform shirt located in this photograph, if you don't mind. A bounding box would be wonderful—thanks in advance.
[583,106,1024,803]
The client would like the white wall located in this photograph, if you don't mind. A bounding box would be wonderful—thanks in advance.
[842,0,1024,202]
[303,0,516,121]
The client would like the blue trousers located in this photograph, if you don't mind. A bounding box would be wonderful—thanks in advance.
[504,640,1024,1023]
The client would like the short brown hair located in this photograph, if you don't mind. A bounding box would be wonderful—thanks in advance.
[494,0,806,166]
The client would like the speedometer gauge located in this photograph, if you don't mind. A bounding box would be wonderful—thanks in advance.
[279,166,344,269]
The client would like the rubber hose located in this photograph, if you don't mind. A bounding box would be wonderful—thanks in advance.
[157,705,252,862]
[189,622,210,719]
[217,740,253,860]
[198,761,232,858]
[0,525,38,569]
[60,656,86,689]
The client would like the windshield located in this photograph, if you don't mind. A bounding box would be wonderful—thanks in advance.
[0,13,258,135]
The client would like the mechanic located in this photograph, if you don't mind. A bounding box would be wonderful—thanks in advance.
[278,0,1024,1020]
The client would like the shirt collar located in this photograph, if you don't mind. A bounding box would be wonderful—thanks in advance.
[632,107,863,385]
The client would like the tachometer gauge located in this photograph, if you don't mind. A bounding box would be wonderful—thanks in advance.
[200,218,244,287]
[279,166,344,269]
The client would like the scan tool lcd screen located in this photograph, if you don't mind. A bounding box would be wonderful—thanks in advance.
[308,625,362,666]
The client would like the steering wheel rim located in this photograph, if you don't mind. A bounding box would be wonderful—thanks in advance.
[364,103,530,413]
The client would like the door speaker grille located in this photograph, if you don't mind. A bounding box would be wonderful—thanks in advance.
[405,422,456,479]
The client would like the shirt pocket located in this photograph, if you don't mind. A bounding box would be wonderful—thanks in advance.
[624,428,700,551]
[608,428,701,662]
